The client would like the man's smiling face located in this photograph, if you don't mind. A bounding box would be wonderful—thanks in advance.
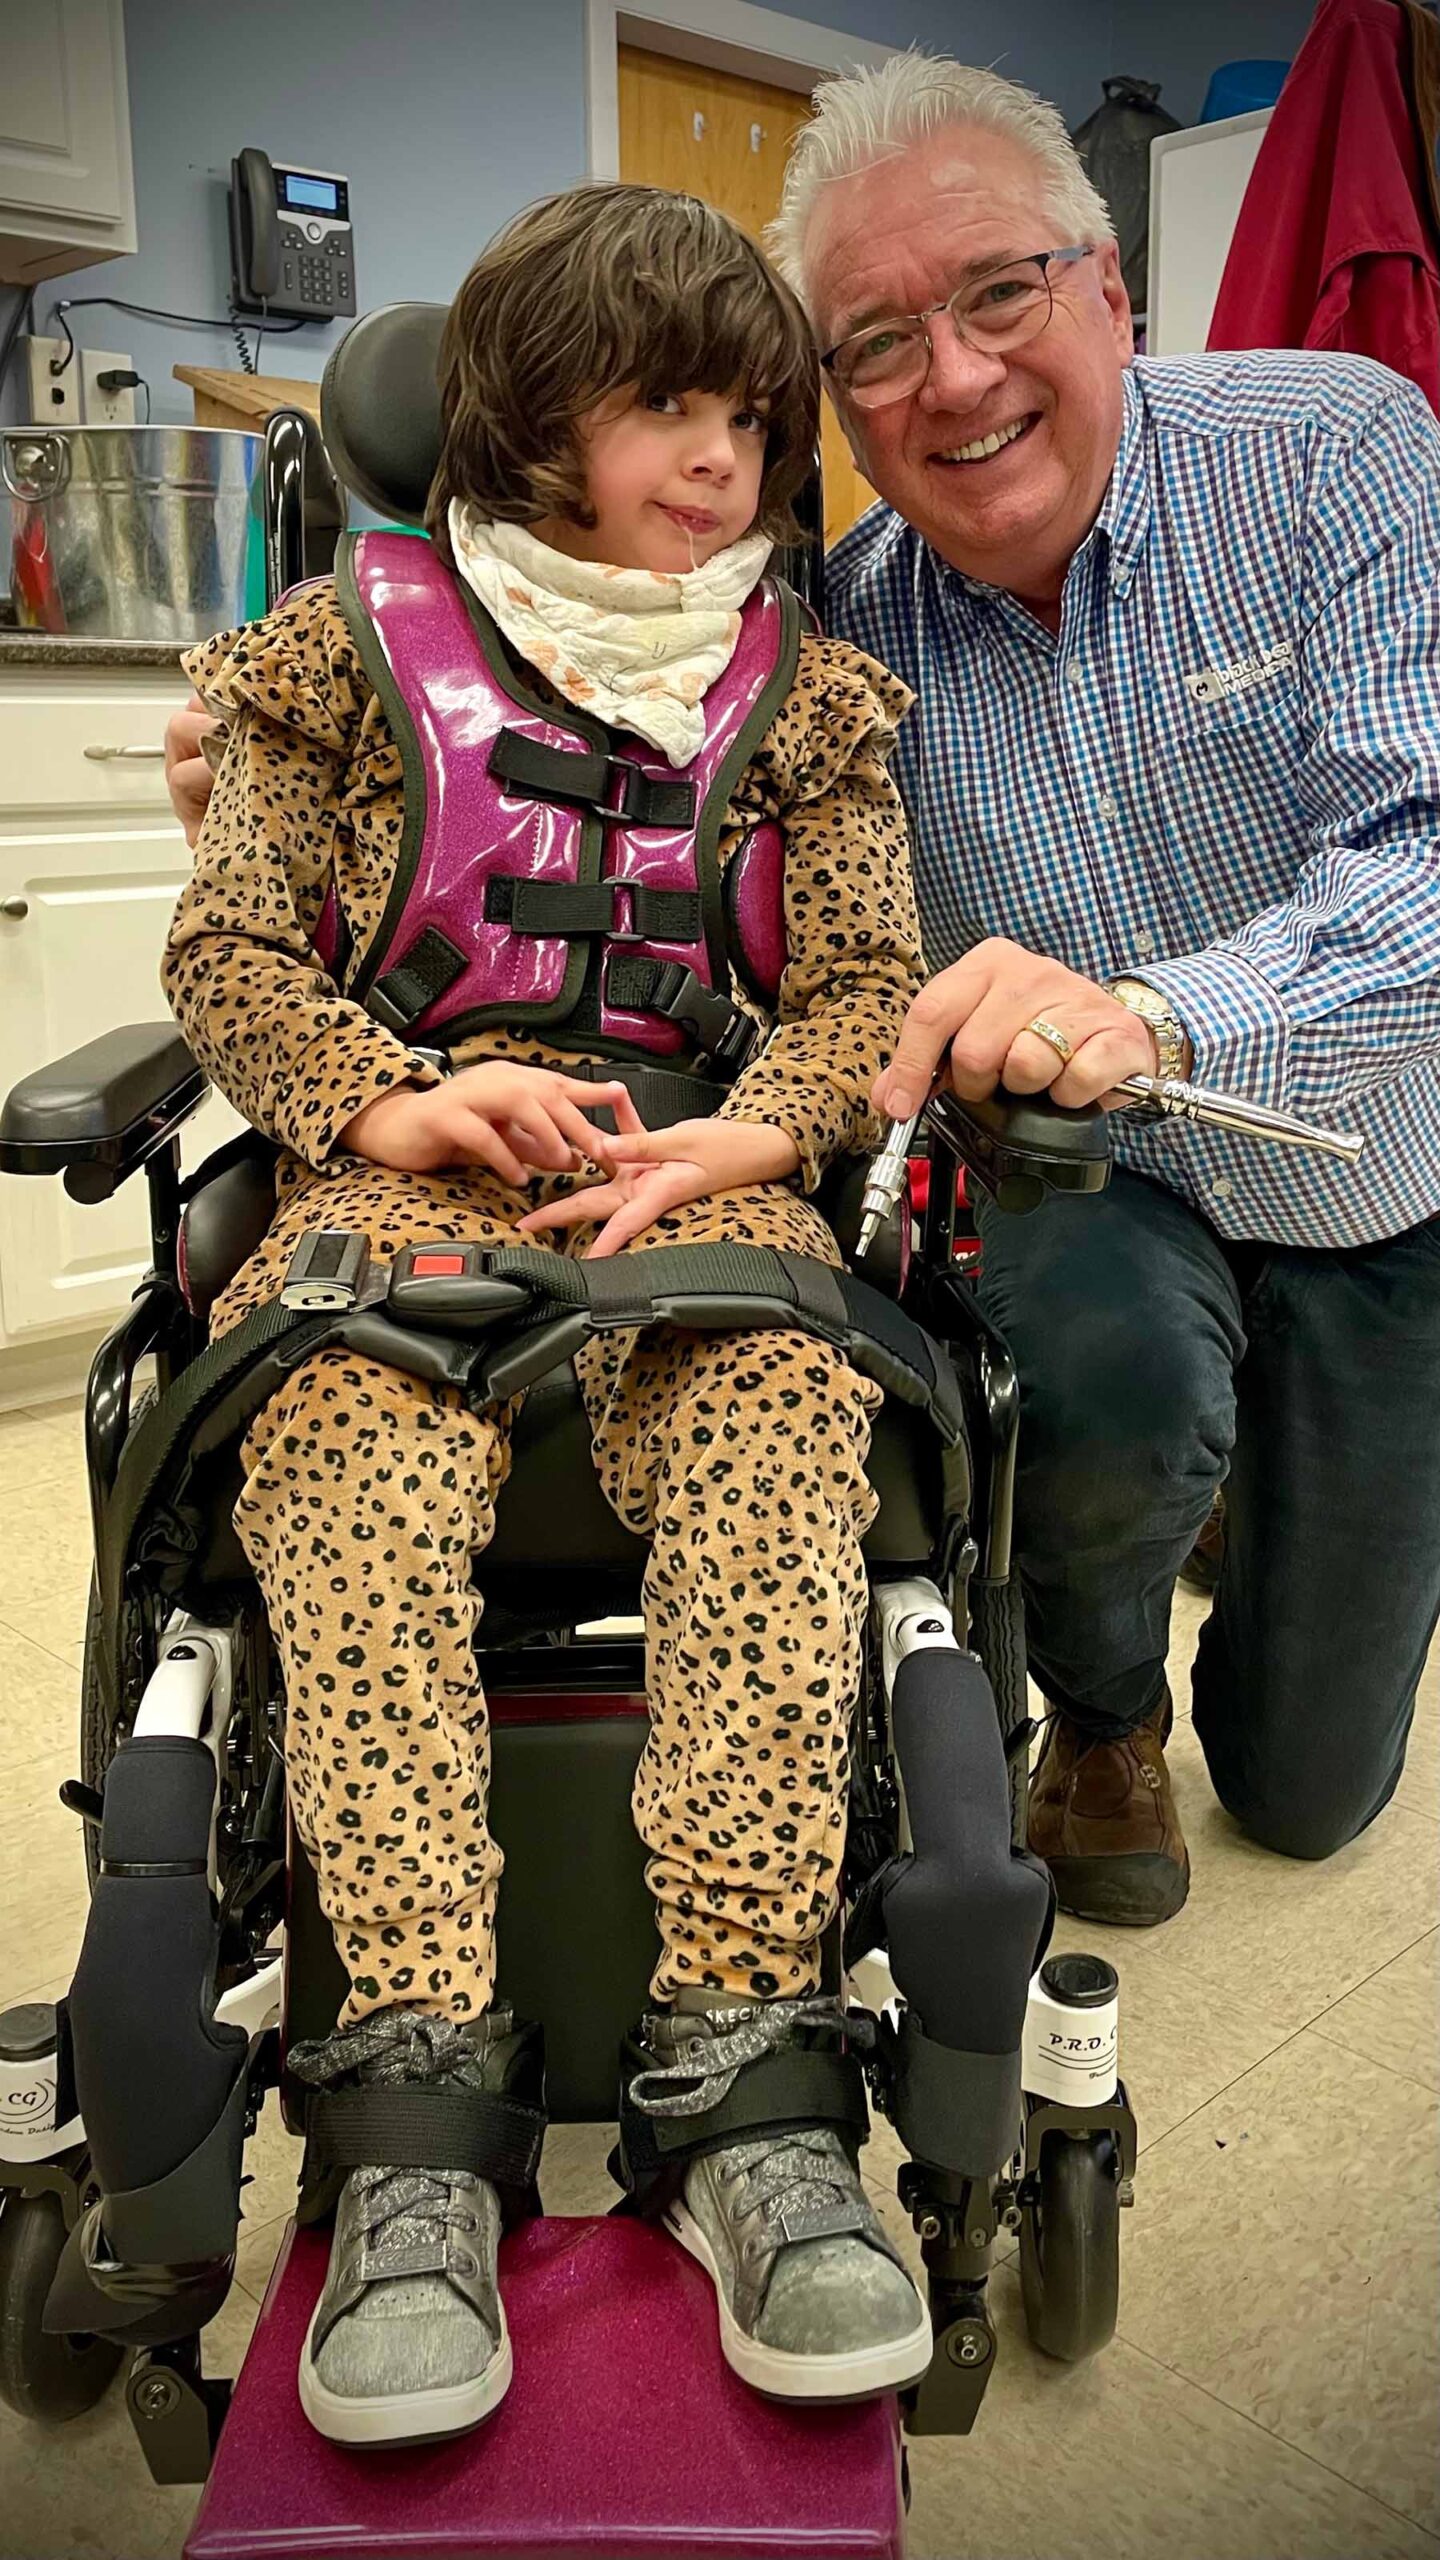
[807,122,1133,608]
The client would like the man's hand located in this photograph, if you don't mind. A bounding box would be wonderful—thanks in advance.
[518,1116,801,1259]
[873,938,1181,1118]
[340,1064,645,1184]
[165,694,221,847]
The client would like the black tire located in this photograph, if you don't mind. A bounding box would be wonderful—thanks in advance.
[0,2189,123,2422]
[79,1387,155,1893]
[1019,2128,1121,2363]
[968,1572,1028,1846]
[78,1576,110,1895]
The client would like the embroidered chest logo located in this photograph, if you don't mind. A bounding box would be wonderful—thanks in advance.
[1183,640,1294,707]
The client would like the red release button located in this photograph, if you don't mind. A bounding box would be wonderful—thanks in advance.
[411,1251,467,1277]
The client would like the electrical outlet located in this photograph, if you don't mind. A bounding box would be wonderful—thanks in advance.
[22,335,82,428]
[80,347,138,427]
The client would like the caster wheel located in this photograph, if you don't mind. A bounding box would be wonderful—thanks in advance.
[1019,2127,1120,2363]
[0,2186,124,2422]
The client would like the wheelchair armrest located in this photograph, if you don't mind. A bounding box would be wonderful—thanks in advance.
[0,1023,207,1201]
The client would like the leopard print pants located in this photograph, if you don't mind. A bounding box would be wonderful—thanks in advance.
[213,1156,882,2026]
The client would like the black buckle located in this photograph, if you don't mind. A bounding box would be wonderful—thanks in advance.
[640,961,760,1071]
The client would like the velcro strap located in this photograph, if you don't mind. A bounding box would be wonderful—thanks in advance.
[488,730,696,826]
[486,877,618,936]
[620,2043,869,2187]
[305,2085,545,2188]
[370,926,467,1032]
[486,878,704,942]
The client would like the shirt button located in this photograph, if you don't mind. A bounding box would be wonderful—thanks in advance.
[1098,793,1118,819]
[1065,662,1084,688]
[1212,1176,1234,1202]
[1135,930,1157,960]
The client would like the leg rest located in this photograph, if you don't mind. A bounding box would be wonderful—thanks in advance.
[185,2217,905,2560]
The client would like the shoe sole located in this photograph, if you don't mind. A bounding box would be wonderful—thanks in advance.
[298,2300,513,2447]
[1047,1850,1191,1928]
[664,2200,933,2402]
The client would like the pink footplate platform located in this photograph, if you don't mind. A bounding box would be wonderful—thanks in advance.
[185,2214,906,2560]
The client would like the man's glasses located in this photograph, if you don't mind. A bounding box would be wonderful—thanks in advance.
[821,245,1095,410]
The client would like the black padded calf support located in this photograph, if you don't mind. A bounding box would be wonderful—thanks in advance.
[45,1737,248,2342]
[881,1649,1053,2176]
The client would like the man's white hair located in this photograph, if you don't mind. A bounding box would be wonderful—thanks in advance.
[768,52,1115,325]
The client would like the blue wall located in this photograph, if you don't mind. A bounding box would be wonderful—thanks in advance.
[3,0,1314,438]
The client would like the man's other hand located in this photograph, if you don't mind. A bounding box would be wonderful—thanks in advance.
[165,695,221,847]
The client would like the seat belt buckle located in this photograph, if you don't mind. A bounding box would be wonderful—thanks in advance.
[281,1230,371,1311]
[647,962,761,1072]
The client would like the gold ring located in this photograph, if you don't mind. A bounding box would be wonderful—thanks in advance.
[1025,1016,1074,1064]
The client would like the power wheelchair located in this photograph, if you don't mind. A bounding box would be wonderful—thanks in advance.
[0,309,1139,2557]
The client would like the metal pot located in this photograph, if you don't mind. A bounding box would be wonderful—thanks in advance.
[2,425,263,643]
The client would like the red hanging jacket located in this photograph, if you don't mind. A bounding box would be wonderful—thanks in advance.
[1207,0,1440,414]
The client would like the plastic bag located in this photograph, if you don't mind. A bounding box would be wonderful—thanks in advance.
[1071,76,1182,316]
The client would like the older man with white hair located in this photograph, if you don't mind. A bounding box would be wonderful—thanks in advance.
[769,55,1440,1926]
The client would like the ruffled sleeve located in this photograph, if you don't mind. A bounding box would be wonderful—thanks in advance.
[717,631,925,1189]
[163,581,438,1170]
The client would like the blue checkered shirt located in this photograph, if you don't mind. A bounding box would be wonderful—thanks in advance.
[826,350,1440,1248]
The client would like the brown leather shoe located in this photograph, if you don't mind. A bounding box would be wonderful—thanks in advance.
[1028,1689,1190,1926]
[1178,1492,1226,1597]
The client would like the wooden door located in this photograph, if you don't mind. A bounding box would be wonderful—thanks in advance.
[618,44,874,551]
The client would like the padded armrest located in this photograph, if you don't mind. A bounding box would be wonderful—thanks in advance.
[0,1023,207,1191]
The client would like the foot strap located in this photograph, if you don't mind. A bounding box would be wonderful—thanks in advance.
[615,2004,871,2201]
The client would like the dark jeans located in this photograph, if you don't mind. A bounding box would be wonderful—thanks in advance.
[975,1168,1440,1861]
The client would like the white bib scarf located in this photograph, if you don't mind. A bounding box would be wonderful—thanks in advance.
[448,502,772,769]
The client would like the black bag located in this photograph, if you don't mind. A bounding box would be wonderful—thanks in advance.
[1071,76,1182,316]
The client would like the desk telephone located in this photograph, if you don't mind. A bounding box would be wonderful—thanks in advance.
[230,147,356,322]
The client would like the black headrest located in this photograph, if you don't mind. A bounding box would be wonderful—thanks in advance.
[320,302,446,524]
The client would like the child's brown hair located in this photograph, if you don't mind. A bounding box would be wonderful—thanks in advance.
[426,183,819,560]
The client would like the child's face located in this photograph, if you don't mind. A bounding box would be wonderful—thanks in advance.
[535,384,769,573]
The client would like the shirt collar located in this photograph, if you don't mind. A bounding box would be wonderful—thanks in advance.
[1094,366,1150,594]
[935,363,1150,611]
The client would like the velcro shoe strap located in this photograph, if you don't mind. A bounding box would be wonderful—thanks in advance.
[619,2042,868,2186]
[306,2085,545,2188]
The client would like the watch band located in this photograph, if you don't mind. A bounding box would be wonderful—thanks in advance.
[1107,976,1189,1082]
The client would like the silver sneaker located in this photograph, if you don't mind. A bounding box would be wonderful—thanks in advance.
[633,1999,931,2402]
[289,2009,515,2447]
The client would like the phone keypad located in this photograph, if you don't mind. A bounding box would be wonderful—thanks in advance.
[277,223,356,317]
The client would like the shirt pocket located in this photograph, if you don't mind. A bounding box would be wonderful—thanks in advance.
[1149,679,1307,920]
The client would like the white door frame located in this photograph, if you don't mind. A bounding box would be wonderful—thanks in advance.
[585,0,899,180]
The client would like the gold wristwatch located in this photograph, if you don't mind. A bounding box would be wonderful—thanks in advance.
[1107,976,1190,1082]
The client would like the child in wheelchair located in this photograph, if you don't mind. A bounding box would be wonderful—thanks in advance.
[161,182,934,2447]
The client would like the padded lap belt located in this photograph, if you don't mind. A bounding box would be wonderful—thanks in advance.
[97,1241,968,1620]
[616,2039,869,2191]
[305,2083,546,2187]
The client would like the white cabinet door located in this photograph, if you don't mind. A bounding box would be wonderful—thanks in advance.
[0,0,137,281]
[0,824,242,1340]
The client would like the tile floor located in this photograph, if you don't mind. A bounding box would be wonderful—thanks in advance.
[0,1391,1435,2560]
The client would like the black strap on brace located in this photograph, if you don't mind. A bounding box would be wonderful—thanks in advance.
[484,875,703,943]
[488,729,697,828]
[304,2083,546,2187]
[614,2032,871,2202]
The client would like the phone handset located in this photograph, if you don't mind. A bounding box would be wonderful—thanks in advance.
[232,147,281,304]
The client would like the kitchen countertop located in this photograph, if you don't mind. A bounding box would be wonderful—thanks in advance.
[0,632,189,668]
